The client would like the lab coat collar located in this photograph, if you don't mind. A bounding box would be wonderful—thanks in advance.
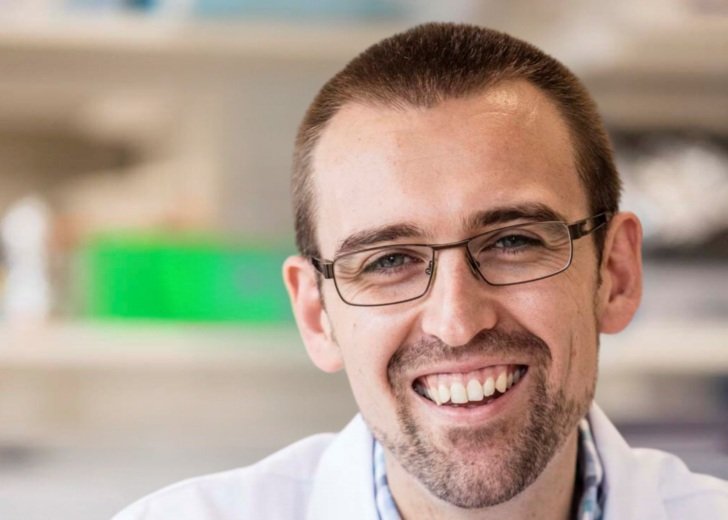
[589,404,667,520]
[307,414,377,520]
[307,405,669,520]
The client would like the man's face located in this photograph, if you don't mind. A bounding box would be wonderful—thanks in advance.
[310,81,601,507]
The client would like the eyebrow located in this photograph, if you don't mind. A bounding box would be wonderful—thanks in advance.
[335,223,424,258]
[463,202,566,231]
[333,202,566,258]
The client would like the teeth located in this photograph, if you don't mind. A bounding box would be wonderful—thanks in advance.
[466,379,484,401]
[450,382,468,404]
[428,386,440,405]
[438,383,451,404]
[495,372,508,393]
[425,387,435,402]
[420,366,526,405]
[483,376,495,397]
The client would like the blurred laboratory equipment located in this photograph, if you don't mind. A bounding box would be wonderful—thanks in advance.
[618,135,728,255]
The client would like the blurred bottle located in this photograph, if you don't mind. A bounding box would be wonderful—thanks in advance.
[64,0,192,15]
[0,196,52,327]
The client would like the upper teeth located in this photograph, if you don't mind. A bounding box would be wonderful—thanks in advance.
[420,365,525,406]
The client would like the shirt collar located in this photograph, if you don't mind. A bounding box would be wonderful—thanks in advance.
[373,417,605,520]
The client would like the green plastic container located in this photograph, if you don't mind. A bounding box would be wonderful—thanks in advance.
[77,233,293,322]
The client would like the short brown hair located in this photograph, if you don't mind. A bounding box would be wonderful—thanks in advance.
[292,22,620,258]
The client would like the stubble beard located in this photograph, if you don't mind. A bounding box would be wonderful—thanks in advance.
[372,328,595,509]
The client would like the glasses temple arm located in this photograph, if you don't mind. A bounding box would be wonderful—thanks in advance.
[568,212,612,240]
[310,257,335,278]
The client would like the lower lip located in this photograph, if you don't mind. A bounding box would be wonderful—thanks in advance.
[414,370,528,425]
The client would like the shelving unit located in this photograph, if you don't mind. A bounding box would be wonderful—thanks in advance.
[0,17,406,239]
[0,15,726,236]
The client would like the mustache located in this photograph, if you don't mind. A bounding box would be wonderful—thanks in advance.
[388,328,552,382]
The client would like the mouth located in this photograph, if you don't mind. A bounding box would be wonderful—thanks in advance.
[412,364,528,407]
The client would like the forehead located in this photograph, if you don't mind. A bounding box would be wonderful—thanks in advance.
[311,80,588,256]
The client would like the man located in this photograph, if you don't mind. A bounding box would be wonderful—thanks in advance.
[115,23,728,519]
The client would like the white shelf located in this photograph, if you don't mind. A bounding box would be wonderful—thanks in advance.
[0,15,404,63]
[0,15,725,133]
[0,320,309,370]
[600,318,728,376]
[0,318,725,375]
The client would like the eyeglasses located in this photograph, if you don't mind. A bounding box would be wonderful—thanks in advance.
[311,213,610,307]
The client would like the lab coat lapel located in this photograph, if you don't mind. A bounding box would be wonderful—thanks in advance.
[307,415,378,520]
[590,404,668,520]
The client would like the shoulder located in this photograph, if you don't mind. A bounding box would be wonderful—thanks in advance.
[589,404,728,519]
[112,433,336,520]
[631,447,728,518]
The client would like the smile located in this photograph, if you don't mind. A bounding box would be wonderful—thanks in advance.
[413,364,528,406]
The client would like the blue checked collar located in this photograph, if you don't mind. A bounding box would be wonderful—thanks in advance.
[373,417,604,520]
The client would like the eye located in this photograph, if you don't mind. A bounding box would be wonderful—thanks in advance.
[493,234,543,250]
[363,252,417,273]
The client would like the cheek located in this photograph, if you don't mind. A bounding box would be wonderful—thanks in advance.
[507,274,598,389]
[557,273,600,390]
[328,305,415,411]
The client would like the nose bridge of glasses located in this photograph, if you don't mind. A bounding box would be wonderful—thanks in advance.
[430,240,483,281]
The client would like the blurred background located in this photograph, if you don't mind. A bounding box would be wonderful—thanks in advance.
[0,1,726,518]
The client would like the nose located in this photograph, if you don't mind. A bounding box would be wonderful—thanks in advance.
[419,248,499,347]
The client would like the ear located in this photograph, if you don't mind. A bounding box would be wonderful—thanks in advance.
[597,212,643,334]
[282,255,343,372]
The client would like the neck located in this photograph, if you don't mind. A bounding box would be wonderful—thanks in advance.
[387,428,580,520]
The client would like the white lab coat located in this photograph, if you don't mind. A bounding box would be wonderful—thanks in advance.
[113,404,728,519]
